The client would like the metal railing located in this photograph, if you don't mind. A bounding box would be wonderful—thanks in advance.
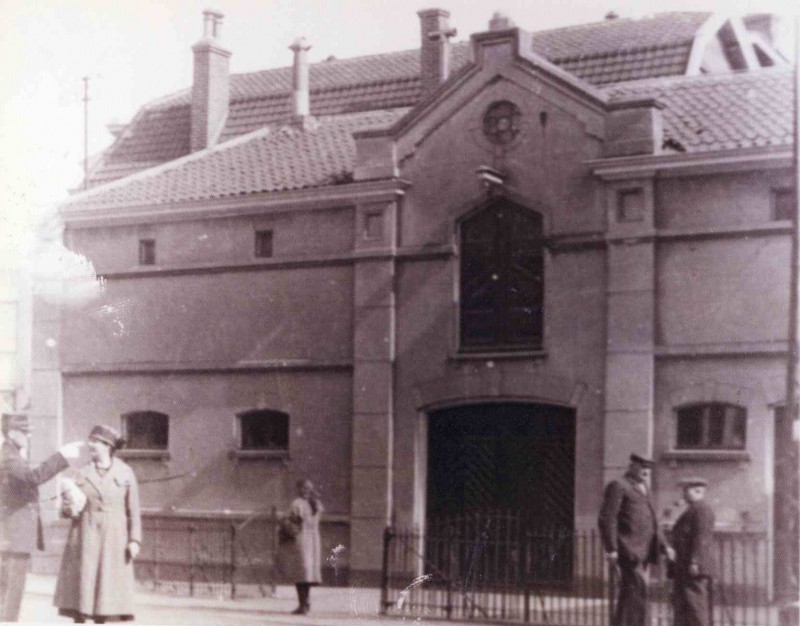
[133,509,279,598]
[381,511,775,626]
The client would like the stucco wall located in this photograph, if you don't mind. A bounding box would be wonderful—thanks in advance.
[61,370,353,515]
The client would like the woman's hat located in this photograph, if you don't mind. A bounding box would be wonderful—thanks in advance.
[678,477,708,488]
[88,424,125,450]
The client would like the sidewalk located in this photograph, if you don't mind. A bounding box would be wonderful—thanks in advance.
[21,574,442,626]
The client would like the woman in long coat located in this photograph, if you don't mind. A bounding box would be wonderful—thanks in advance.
[279,479,323,614]
[54,425,142,623]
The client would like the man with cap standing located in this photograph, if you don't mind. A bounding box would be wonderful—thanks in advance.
[671,478,716,626]
[0,413,84,622]
[598,453,674,626]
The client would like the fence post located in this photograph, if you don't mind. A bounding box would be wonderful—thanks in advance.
[230,523,237,599]
[523,524,530,624]
[153,517,160,592]
[446,522,454,620]
[270,506,278,596]
[380,526,393,615]
[188,525,196,597]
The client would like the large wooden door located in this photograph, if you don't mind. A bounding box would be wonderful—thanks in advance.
[426,402,576,530]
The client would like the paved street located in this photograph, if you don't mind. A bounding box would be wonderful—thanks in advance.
[18,574,431,626]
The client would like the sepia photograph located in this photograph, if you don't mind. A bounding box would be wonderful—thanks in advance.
[1,0,799,624]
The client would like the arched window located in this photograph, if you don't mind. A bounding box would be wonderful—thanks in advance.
[676,402,746,450]
[121,411,169,450]
[460,200,544,350]
[237,409,289,451]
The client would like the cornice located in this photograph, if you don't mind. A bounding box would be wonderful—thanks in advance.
[60,179,412,229]
[61,359,354,376]
[588,146,792,180]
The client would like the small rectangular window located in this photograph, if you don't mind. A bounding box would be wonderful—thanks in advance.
[122,411,169,450]
[676,403,746,450]
[139,239,156,265]
[773,189,795,221]
[364,212,383,240]
[255,230,273,258]
[238,410,289,450]
[617,189,644,223]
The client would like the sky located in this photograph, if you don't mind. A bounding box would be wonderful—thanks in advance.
[0,0,798,265]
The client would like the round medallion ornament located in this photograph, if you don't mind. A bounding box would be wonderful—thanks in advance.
[482,101,521,145]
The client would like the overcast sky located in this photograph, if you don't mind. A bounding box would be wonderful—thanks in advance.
[0,0,797,254]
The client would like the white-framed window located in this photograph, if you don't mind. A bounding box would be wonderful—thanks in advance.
[675,402,746,450]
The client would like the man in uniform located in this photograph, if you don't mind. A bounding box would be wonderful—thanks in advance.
[598,453,674,626]
[671,477,715,626]
[0,412,83,621]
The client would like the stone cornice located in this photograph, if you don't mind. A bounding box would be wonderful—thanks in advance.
[60,179,412,229]
[588,146,792,180]
[61,359,354,376]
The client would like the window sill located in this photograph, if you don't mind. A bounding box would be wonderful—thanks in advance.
[117,449,171,461]
[662,450,750,464]
[229,449,290,462]
[450,349,547,362]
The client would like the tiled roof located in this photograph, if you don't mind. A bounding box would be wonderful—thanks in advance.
[86,12,716,187]
[67,109,409,211]
[606,68,793,153]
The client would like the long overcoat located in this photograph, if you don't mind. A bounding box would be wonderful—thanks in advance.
[0,441,68,554]
[598,475,666,565]
[278,497,323,584]
[54,458,142,619]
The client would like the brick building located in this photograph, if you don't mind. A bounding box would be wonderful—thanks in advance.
[34,9,796,583]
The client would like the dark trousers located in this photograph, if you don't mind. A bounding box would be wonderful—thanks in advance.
[0,551,31,622]
[295,583,310,609]
[614,561,648,626]
[673,577,711,626]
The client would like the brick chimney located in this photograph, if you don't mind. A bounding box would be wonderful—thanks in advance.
[418,9,457,97]
[190,10,231,152]
[289,37,312,117]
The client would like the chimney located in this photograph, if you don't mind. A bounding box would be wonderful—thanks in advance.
[418,9,457,96]
[289,37,312,117]
[488,11,515,31]
[190,10,231,152]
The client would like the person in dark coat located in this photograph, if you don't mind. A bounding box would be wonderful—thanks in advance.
[0,412,84,622]
[671,477,715,626]
[278,479,323,615]
[54,424,142,623]
[598,454,674,626]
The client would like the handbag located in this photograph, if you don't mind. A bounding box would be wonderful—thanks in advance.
[278,513,302,544]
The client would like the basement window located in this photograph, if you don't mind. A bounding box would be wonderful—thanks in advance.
[237,409,289,452]
[676,403,746,450]
[139,239,156,265]
[255,230,274,258]
[119,411,170,460]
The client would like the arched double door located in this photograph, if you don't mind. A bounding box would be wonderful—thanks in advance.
[426,402,576,584]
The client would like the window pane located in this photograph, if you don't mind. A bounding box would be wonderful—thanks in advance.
[707,403,726,446]
[460,201,543,349]
[725,405,747,449]
[123,411,168,450]
[676,406,704,448]
[239,410,289,450]
[774,189,795,221]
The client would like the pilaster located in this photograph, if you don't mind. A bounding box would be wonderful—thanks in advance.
[603,178,656,483]
[349,199,397,581]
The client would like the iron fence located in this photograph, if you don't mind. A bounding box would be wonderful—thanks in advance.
[381,511,775,626]
[133,510,279,598]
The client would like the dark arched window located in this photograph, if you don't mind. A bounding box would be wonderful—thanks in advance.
[460,200,544,350]
[676,402,746,450]
[121,411,169,450]
[237,410,289,451]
